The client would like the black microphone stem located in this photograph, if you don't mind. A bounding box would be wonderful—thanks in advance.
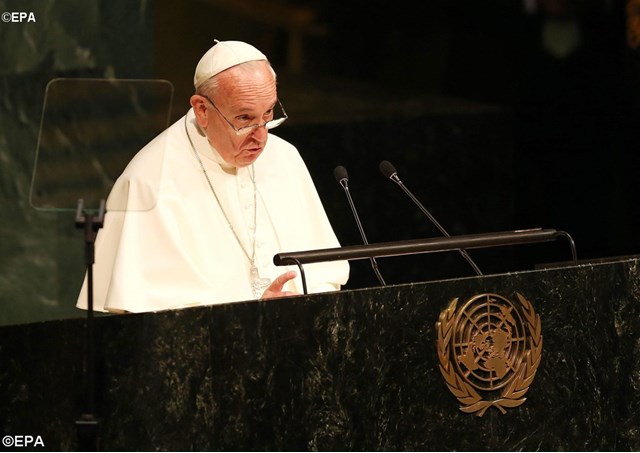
[343,182,387,286]
[336,172,386,286]
[390,173,483,276]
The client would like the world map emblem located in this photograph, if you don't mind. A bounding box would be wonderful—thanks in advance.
[436,293,543,416]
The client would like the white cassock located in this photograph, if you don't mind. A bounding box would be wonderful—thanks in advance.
[76,108,349,313]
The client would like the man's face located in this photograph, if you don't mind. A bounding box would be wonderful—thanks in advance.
[193,61,278,168]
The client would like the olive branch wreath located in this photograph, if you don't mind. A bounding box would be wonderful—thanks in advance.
[436,293,543,417]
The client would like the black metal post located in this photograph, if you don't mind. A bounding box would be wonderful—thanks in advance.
[74,199,104,451]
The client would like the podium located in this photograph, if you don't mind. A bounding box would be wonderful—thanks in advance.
[1,256,640,451]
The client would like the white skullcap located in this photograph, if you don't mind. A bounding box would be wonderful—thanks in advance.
[193,40,268,89]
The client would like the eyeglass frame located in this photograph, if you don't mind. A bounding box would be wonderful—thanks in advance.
[201,94,288,136]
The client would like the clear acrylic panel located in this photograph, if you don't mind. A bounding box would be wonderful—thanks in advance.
[29,78,174,213]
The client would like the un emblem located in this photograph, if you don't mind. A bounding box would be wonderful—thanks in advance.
[436,293,542,416]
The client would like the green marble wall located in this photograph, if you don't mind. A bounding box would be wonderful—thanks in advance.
[0,0,154,326]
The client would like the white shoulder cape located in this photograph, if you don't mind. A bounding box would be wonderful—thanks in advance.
[77,109,349,313]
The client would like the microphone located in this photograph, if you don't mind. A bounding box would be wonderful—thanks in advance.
[379,160,483,276]
[334,165,386,286]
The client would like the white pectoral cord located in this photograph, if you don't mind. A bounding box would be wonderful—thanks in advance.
[185,117,271,298]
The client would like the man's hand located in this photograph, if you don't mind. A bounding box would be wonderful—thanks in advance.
[261,271,300,299]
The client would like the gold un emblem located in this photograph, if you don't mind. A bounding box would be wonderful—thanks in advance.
[436,293,542,416]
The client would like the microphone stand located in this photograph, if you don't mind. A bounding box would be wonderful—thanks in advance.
[392,174,483,275]
[380,161,483,276]
[335,167,386,286]
[74,198,104,452]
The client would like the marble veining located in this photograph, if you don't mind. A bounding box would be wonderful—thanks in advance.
[1,257,639,450]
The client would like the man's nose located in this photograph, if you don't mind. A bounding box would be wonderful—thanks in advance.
[251,124,269,141]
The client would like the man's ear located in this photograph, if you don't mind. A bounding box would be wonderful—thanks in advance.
[190,94,209,128]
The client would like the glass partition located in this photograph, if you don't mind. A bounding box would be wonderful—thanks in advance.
[30,78,174,213]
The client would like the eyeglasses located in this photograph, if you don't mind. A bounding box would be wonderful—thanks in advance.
[202,95,288,136]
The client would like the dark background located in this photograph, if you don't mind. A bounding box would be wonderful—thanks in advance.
[1,0,639,324]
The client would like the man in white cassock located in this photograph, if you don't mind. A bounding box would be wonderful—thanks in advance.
[76,40,349,313]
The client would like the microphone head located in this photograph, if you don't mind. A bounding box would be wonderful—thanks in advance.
[334,165,349,184]
[379,160,398,180]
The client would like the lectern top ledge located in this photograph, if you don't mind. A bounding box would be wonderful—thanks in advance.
[273,228,577,267]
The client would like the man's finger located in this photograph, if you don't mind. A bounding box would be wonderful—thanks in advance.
[267,271,297,293]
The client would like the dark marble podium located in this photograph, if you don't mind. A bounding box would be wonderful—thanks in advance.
[1,256,640,451]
